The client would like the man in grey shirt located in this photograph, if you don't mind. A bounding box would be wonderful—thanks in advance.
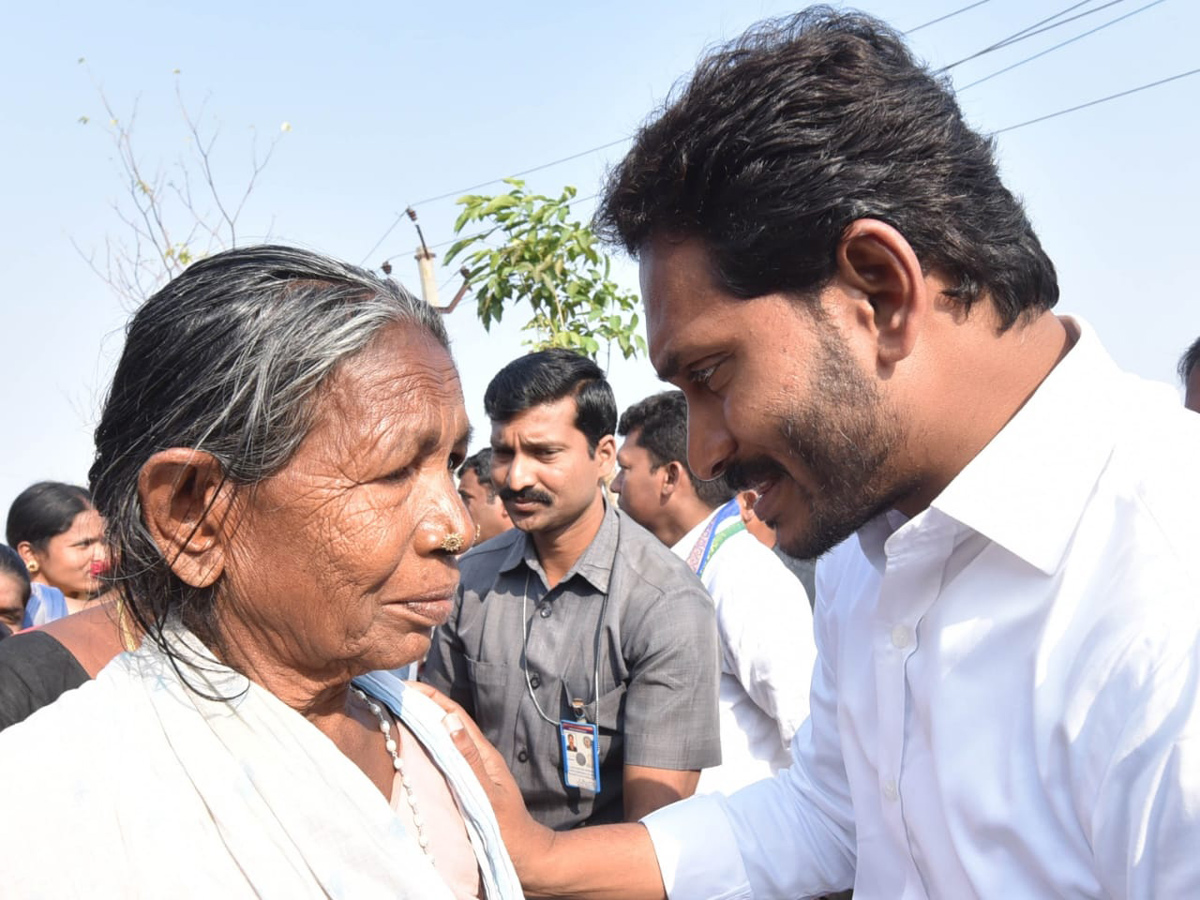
[423,349,720,830]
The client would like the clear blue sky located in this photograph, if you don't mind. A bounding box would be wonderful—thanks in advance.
[2,0,1197,517]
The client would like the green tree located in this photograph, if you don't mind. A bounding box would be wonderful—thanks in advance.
[446,179,646,361]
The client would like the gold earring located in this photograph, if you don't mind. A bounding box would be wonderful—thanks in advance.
[440,532,467,554]
[26,560,39,574]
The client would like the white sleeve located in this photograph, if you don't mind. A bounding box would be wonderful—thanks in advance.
[642,555,856,899]
[1084,601,1200,899]
[705,535,816,748]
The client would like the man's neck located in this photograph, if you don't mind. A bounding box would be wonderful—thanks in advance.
[897,311,1074,516]
[531,492,608,588]
[657,495,720,549]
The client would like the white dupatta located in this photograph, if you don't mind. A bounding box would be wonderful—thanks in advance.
[0,626,523,899]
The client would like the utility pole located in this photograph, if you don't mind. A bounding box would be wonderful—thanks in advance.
[378,208,471,314]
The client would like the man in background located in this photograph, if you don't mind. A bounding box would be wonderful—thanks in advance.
[457,448,513,546]
[1179,336,1200,413]
[423,349,720,829]
[613,390,813,794]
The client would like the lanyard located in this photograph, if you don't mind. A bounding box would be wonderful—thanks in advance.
[519,543,612,727]
[686,498,744,577]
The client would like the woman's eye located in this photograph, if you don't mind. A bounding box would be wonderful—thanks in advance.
[383,467,413,483]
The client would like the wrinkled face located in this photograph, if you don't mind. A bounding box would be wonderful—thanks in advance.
[1185,366,1200,414]
[0,573,27,632]
[219,323,473,679]
[490,397,614,538]
[30,508,108,599]
[457,468,512,546]
[612,430,664,533]
[641,236,913,559]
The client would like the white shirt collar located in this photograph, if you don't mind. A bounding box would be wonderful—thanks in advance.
[929,317,1121,574]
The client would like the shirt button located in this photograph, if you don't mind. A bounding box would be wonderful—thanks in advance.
[890,625,912,649]
[517,749,529,763]
[529,675,541,688]
[883,779,899,802]
[539,605,552,618]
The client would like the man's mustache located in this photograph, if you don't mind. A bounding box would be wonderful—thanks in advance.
[500,487,553,505]
[724,457,788,493]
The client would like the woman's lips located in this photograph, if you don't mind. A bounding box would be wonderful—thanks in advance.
[389,594,455,627]
[88,560,111,577]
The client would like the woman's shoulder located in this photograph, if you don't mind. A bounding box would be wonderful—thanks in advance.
[0,629,90,731]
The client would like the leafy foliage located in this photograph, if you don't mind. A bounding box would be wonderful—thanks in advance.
[446,179,645,361]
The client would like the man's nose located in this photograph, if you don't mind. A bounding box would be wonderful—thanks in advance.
[687,400,736,481]
[505,453,536,491]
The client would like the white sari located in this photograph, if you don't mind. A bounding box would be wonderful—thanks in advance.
[0,627,523,899]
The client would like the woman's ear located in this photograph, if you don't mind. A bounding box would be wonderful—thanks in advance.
[138,449,235,589]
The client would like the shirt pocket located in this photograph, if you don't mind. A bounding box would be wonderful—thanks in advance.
[465,655,511,729]
[547,680,628,768]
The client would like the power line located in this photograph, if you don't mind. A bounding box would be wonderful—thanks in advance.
[958,0,1169,92]
[904,0,994,35]
[367,1,1182,267]
[992,0,1134,47]
[360,141,628,265]
[410,138,630,209]
[359,213,406,266]
[993,66,1200,134]
[940,0,1127,71]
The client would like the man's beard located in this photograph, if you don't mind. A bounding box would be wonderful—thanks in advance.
[726,328,915,559]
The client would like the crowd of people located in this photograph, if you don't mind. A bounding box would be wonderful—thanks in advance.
[1,6,1198,899]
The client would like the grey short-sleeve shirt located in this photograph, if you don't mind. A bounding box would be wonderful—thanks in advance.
[423,502,721,830]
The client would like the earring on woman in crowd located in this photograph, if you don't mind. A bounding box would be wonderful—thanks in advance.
[26,560,39,574]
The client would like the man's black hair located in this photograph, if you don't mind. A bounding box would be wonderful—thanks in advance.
[596,6,1059,331]
[619,390,735,509]
[1178,336,1200,383]
[457,448,499,500]
[484,349,617,452]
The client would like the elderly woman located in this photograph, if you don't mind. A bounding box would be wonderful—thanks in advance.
[0,247,521,899]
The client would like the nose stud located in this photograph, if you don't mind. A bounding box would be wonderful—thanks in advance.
[440,532,468,554]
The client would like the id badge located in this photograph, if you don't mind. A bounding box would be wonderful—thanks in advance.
[559,719,601,793]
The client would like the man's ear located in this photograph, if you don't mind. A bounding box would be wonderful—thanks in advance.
[736,490,757,524]
[138,448,235,589]
[661,461,685,499]
[594,434,617,480]
[836,218,927,370]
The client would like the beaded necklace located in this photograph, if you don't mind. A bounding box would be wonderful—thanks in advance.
[351,687,433,863]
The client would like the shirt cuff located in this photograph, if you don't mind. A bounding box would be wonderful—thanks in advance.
[641,793,752,900]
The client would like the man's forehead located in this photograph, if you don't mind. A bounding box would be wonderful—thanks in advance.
[639,237,723,377]
[490,398,580,442]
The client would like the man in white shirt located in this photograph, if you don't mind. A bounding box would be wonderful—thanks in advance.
[612,390,814,794]
[418,8,1200,899]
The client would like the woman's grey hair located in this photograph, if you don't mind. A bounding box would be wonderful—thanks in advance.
[89,245,450,657]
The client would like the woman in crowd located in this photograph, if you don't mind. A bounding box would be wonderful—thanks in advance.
[0,544,31,637]
[0,246,521,899]
[5,481,109,625]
